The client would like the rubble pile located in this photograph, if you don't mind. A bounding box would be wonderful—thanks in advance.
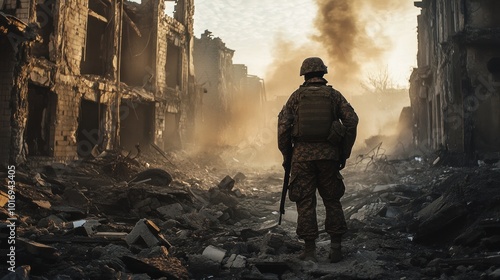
[1,149,500,279]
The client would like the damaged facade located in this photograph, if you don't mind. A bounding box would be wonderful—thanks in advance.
[410,0,500,162]
[193,31,266,146]
[0,0,200,165]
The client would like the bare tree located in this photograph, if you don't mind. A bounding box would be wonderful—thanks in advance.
[362,66,394,94]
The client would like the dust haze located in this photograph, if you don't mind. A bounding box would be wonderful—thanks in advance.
[264,0,415,157]
[197,0,416,166]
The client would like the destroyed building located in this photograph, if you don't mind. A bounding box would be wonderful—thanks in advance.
[193,31,267,146]
[0,0,201,166]
[410,0,500,163]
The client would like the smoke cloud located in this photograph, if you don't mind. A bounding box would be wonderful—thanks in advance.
[265,0,415,153]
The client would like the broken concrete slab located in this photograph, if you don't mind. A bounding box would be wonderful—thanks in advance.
[156,203,184,220]
[209,188,238,208]
[415,195,468,242]
[202,245,227,263]
[218,175,235,191]
[223,254,247,268]
[125,219,170,248]
[350,202,387,221]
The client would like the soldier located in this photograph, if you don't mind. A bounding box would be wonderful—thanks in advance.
[277,57,358,262]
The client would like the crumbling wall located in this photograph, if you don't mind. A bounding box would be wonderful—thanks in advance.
[0,40,16,165]
[1,0,198,163]
[193,31,235,146]
[155,0,195,150]
[0,0,36,165]
[410,0,500,162]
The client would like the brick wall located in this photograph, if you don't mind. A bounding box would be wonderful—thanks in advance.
[0,48,15,165]
[52,83,79,159]
[55,0,87,75]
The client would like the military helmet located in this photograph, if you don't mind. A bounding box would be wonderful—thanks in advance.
[300,57,328,76]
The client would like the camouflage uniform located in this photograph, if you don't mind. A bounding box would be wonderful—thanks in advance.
[278,76,358,242]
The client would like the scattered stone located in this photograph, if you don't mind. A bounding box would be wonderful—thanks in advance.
[263,233,284,250]
[223,254,247,268]
[131,169,173,186]
[209,188,238,207]
[126,219,171,248]
[218,175,235,191]
[156,203,184,220]
[350,202,387,221]
[415,195,467,242]
[233,172,246,183]
[202,245,227,263]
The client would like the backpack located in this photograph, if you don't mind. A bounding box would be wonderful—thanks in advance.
[292,86,337,142]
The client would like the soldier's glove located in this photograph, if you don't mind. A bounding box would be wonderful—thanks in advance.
[339,158,347,170]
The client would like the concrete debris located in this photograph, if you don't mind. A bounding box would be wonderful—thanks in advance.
[131,169,173,186]
[156,203,184,220]
[125,219,171,249]
[202,245,227,263]
[218,175,235,191]
[224,254,247,268]
[350,202,387,221]
[1,145,499,279]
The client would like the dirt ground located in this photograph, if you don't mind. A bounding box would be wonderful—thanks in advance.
[1,146,500,280]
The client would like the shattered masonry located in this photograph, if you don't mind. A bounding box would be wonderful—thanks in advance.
[410,0,500,163]
[0,0,199,165]
[0,0,266,166]
[193,31,267,146]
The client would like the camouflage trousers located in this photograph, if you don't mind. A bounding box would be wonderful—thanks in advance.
[288,160,347,241]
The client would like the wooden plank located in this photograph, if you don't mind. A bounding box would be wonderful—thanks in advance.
[88,9,108,23]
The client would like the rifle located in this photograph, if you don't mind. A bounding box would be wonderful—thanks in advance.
[278,154,292,225]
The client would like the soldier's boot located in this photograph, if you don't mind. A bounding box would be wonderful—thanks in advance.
[329,243,342,263]
[299,240,317,262]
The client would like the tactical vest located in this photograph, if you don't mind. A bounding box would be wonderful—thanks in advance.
[292,86,336,142]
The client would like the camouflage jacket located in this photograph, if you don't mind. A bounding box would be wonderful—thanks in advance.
[278,77,359,162]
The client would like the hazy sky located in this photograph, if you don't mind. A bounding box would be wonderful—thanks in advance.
[166,0,420,87]
[191,1,317,78]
